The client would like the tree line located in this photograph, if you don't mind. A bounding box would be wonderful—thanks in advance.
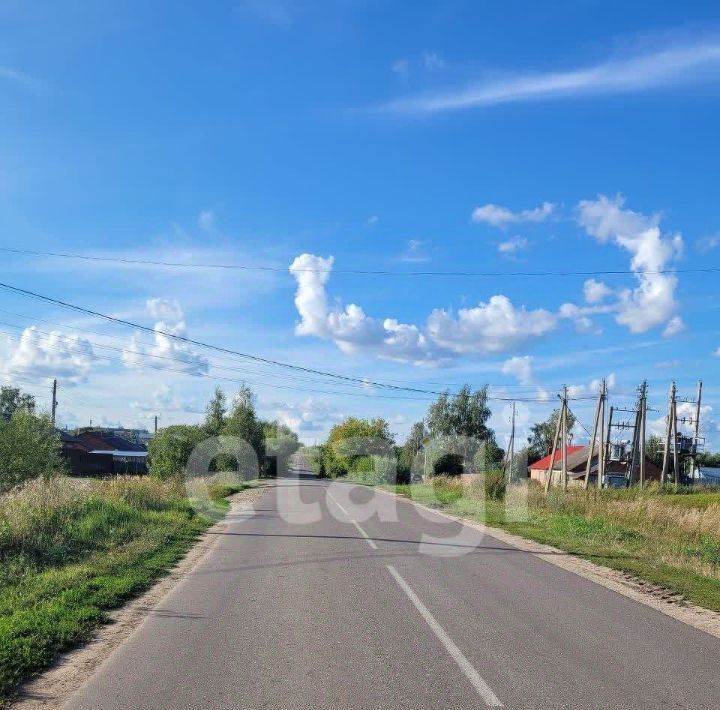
[148,384,300,479]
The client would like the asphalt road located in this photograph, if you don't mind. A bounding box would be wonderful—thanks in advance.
[65,469,720,709]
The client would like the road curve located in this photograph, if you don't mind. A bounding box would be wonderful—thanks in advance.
[63,471,720,709]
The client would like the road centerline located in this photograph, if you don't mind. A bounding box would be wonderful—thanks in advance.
[326,489,378,550]
[386,564,503,708]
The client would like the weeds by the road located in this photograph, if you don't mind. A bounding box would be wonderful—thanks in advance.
[386,477,720,613]
[0,475,248,705]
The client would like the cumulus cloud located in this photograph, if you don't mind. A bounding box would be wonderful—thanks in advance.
[472,202,554,227]
[662,315,685,338]
[273,398,342,433]
[577,194,683,333]
[122,299,209,375]
[497,236,529,255]
[0,327,97,385]
[427,297,556,355]
[501,355,534,384]
[290,254,436,364]
[583,278,613,304]
[146,298,184,322]
[289,254,558,363]
[567,372,616,398]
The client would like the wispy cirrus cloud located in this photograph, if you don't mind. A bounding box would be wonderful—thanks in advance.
[380,40,720,115]
[0,66,43,92]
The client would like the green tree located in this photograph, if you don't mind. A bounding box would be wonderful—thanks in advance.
[646,434,665,467]
[220,385,265,475]
[324,417,395,477]
[526,408,577,464]
[147,424,207,480]
[0,386,36,418]
[0,410,64,492]
[204,387,227,436]
[263,420,300,476]
[398,421,426,479]
[426,385,502,472]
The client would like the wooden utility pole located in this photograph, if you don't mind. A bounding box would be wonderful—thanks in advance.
[661,383,675,485]
[51,379,58,426]
[597,381,607,489]
[672,394,680,486]
[505,401,516,484]
[583,382,604,489]
[154,415,158,435]
[693,380,703,482]
[639,381,647,490]
[561,386,568,492]
[544,395,564,494]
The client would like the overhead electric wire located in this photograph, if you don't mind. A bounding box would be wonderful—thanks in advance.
[0,281,575,402]
[1,247,718,278]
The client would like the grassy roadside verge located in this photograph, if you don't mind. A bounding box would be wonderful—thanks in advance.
[383,478,720,613]
[0,476,251,705]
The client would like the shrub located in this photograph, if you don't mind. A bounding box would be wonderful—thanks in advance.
[433,453,464,477]
[483,468,507,501]
[0,410,64,493]
[147,425,207,480]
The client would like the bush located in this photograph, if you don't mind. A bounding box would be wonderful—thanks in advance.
[433,453,464,477]
[0,410,64,493]
[483,468,507,501]
[147,425,207,480]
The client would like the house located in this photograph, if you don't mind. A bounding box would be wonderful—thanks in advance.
[528,445,662,487]
[60,430,148,476]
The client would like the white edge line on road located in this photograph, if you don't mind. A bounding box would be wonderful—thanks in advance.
[326,490,378,550]
[386,564,503,708]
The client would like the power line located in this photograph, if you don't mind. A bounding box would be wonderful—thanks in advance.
[2,247,718,278]
[0,280,573,402]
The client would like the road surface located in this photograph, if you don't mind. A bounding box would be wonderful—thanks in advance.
[64,469,720,709]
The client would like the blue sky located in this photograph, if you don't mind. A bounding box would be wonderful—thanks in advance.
[1,0,720,448]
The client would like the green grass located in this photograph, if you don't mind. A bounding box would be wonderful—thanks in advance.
[385,478,720,613]
[0,476,246,705]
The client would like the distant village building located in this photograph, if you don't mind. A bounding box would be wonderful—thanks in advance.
[60,430,148,476]
[527,445,662,487]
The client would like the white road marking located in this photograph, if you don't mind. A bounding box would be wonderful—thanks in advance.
[386,564,503,708]
[326,490,378,550]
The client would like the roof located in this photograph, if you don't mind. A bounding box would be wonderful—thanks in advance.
[75,431,147,453]
[529,446,585,471]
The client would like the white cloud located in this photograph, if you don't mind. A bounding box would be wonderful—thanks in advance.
[583,278,613,304]
[0,66,42,92]
[577,194,683,333]
[272,397,342,434]
[472,202,554,227]
[697,234,720,252]
[392,59,410,77]
[426,297,557,355]
[423,51,446,70]
[662,315,685,338]
[382,40,720,114]
[122,300,209,375]
[567,372,616,398]
[290,253,557,362]
[498,236,529,255]
[501,355,533,384]
[146,297,184,322]
[0,327,97,385]
[399,239,430,263]
[367,215,379,225]
[290,253,435,364]
[197,209,215,231]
